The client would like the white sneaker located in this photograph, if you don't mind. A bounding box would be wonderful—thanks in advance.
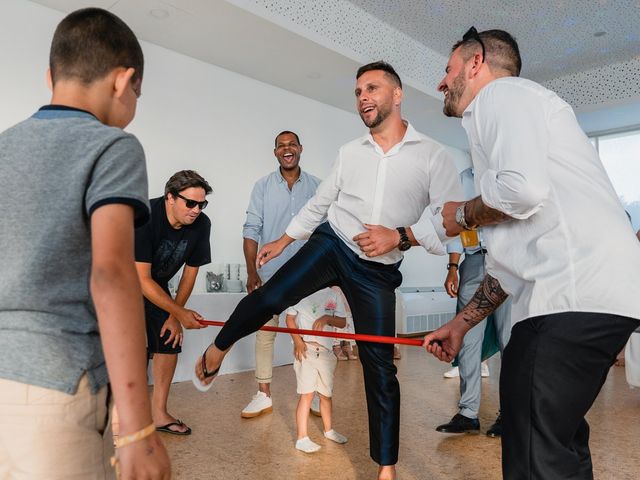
[296,436,321,453]
[241,391,273,418]
[481,361,490,378]
[310,394,321,417]
[443,366,459,378]
[324,429,348,444]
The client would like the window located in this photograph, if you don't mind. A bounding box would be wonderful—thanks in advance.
[590,129,640,232]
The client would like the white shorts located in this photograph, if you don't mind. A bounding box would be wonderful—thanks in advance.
[293,345,337,397]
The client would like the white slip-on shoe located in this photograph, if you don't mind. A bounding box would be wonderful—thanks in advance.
[324,429,348,444]
[241,391,273,418]
[443,366,459,378]
[295,437,321,453]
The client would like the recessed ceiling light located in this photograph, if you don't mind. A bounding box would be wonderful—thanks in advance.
[306,72,323,79]
[594,31,607,37]
[149,8,169,19]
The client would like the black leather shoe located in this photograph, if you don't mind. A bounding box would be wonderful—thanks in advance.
[486,414,502,437]
[436,413,480,433]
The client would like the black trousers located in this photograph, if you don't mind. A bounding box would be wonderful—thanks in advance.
[215,223,403,465]
[500,312,639,479]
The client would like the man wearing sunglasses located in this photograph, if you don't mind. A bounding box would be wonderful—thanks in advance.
[424,28,640,479]
[135,169,213,435]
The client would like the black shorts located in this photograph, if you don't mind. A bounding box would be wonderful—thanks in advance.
[146,310,182,356]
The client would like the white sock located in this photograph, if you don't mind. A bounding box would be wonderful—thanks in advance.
[324,429,348,444]
[295,436,321,453]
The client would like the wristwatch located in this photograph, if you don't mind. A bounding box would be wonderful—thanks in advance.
[455,203,472,230]
[396,227,411,251]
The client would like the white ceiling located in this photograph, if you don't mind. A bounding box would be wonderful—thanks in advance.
[350,0,640,81]
[29,0,640,148]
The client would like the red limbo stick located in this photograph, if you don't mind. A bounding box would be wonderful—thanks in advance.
[199,319,424,347]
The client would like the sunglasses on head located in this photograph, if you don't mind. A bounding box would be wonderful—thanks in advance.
[175,192,208,210]
[462,26,485,63]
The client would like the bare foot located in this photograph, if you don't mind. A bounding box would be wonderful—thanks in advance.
[378,465,396,480]
[194,343,226,387]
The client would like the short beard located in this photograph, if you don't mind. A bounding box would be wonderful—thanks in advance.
[442,71,466,118]
[361,104,391,129]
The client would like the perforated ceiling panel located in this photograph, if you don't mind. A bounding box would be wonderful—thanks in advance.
[249,0,447,94]
[350,0,640,81]
[247,0,640,108]
[543,56,640,109]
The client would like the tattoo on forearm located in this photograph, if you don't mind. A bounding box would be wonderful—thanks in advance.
[464,196,511,227]
[460,274,508,327]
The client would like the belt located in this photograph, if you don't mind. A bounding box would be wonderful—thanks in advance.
[470,249,488,255]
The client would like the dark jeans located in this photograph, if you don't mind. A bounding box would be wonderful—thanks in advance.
[215,223,403,465]
[500,312,639,479]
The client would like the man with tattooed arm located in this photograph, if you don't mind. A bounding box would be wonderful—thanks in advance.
[424,28,640,480]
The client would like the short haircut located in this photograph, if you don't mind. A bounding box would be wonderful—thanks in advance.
[453,29,522,77]
[356,61,402,89]
[274,131,301,147]
[50,8,144,85]
[164,170,212,198]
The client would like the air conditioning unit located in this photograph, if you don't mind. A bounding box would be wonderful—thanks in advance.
[396,287,457,336]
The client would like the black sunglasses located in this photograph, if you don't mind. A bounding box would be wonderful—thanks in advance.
[175,193,208,210]
[462,26,485,63]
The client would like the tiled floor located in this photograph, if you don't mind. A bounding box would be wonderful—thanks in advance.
[160,345,640,479]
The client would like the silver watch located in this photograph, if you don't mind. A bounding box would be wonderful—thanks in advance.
[455,203,471,230]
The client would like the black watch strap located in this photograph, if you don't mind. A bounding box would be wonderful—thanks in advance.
[396,227,411,251]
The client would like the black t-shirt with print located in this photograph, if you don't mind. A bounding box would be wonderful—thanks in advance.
[135,196,211,320]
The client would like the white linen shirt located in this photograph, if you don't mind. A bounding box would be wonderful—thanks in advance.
[462,76,640,324]
[285,123,463,263]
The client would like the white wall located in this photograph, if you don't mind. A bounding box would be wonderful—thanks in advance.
[2,0,469,291]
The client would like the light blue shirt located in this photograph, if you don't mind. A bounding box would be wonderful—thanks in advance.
[447,167,485,255]
[243,168,321,282]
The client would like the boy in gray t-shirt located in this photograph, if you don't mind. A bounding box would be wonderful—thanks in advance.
[0,8,169,479]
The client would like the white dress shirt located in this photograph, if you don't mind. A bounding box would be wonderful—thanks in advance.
[462,76,640,324]
[286,123,463,264]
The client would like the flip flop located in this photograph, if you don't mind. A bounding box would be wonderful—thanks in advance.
[191,344,220,392]
[156,420,192,436]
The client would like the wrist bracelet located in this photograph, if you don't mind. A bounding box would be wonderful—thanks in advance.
[446,263,459,270]
[113,422,156,449]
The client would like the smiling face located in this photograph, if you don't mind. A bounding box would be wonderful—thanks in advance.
[166,186,206,227]
[355,69,400,130]
[274,133,303,171]
[437,47,473,118]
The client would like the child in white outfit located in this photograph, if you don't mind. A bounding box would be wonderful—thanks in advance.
[286,287,349,453]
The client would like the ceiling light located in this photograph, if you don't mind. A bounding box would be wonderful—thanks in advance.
[306,72,323,79]
[149,8,170,19]
[594,31,607,37]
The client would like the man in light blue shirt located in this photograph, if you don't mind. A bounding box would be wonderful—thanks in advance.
[436,167,511,437]
[241,130,320,418]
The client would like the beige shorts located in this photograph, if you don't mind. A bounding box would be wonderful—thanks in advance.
[0,375,114,480]
[293,345,337,397]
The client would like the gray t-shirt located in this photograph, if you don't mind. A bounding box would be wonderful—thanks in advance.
[0,106,150,394]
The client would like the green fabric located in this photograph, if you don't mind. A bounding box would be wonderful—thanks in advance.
[452,316,500,367]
